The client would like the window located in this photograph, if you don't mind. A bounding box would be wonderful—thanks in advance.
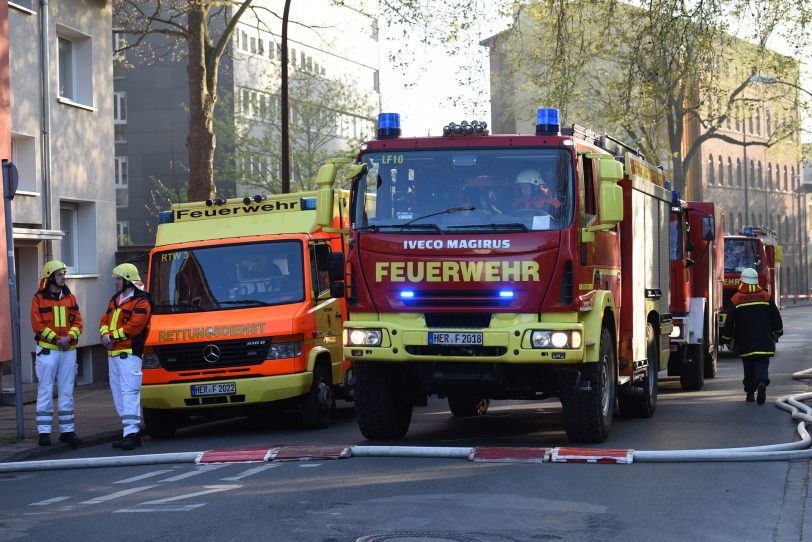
[241,30,248,51]
[10,1,35,10]
[757,161,762,188]
[117,221,131,246]
[11,134,36,192]
[767,163,772,190]
[791,167,796,191]
[784,166,788,191]
[371,19,379,41]
[114,92,127,142]
[115,156,128,208]
[56,27,93,106]
[737,212,743,231]
[736,158,742,186]
[60,202,97,274]
[766,110,772,136]
[727,157,733,186]
[250,37,256,54]
[718,156,724,185]
[309,243,331,296]
[707,155,715,184]
[749,160,755,187]
[755,108,761,135]
[748,113,753,134]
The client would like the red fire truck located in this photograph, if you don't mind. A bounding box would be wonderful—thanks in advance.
[316,109,673,443]
[667,198,724,390]
[721,226,782,342]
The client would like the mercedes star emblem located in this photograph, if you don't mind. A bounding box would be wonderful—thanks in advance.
[203,344,221,363]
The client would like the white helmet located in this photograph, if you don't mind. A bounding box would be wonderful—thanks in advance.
[740,267,759,285]
[516,169,544,186]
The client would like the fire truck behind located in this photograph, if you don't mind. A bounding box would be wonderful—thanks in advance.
[141,186,350,437]
[721,226,783,343]
[319,109,673,443]
[667,198,724,390]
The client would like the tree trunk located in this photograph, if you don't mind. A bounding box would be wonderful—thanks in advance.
[186,6,218,202]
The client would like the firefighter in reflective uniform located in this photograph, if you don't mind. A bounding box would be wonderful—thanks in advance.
[30,260,84,447]
[512,169,561,211]
[99,263,152,450]
[721,267,783,405]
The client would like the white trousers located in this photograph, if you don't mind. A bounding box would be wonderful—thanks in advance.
[35,348,77,434]
[108,354,143,437]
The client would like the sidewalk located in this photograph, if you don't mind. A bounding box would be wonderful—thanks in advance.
[0,383,123,462]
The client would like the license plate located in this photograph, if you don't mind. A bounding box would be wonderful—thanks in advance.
[428,332,483,345]
[190,382,237,396]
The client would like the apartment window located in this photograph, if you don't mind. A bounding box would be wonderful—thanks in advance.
[57,27,93,106]
[11,134,36,192]
[117,221,131,246]
[241,30,248,51]
[258,38,264,55]
[60,202,97,273]
[114,92,127,142]
[115,156,128,208]
[250,37,256,54]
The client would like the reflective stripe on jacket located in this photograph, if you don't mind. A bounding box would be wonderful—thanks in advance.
[30,286,83,350]
[721,283,783,357]
[99,291,152,357]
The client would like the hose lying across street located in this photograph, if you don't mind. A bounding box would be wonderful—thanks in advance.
[1,370,811,472]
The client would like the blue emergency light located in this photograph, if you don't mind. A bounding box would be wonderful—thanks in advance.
[377,112,401,139]
[159,210,174,224]
[499,290,515,298]
[744,226,754,235]
[300,197,317,210]
[536,108,560,135]
[399,290,415,299]
[671,191,680,205]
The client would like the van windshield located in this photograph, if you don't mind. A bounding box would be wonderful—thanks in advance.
[724,238,761,273]
[149,240,305,314]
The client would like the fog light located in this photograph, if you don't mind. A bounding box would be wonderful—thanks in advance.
[551,332,569,348]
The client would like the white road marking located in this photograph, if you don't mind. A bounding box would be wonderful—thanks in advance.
[220,464,277,481]
[140,484,241,504]
[29,496,70,506]
[114,504,206,513]
[158,465,226,482]
[114,470,175,484]
[80,485,157,505]
[299,463,322,468]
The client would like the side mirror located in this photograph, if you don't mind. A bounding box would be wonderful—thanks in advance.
[598,180,623,224]
[701,216,715,241]
[329,251,345,281]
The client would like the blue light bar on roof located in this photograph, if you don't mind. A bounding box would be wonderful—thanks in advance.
[536,108,560,135]
[671,191,679,205]
[744,226,754,235]
[300,197,317,210]
[377,112,401,139]
[159,210,174,224]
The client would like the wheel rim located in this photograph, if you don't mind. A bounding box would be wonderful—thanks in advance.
[318,380,332,416]
[601,351,611,417]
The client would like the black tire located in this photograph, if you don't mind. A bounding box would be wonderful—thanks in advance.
[704,326,718,378]
[680,343,705,390]
[448,396,490,417]
[354,364,412,440]
[562,327,615,443]
[300,364,333,429]
[143,408,177,439]
[618,323,658,418]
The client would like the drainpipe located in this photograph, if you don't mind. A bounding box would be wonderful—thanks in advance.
[39,0,53,258]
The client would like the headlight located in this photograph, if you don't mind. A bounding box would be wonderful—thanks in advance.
[531,330,582,349]
[268,341,303,359]
[670,324,682,338]
[345,328,383,346]
[142,352,162,369]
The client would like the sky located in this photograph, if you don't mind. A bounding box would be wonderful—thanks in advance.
[379,3,811,142]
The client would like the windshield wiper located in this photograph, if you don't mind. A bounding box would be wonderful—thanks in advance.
[218,299,270,307]
[366,223,442,232]
[402,206,475,226]
[446,223,529,232]
[152,303,203,312]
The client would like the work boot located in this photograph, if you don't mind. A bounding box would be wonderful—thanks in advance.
[38,433,51,446]
[112,432,141,449]
[117,433,142,451]
[756,382,767,405]
[746,392,755,402]
[58,432,83,448]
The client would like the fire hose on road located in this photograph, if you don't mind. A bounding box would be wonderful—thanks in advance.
[1,369,811,472]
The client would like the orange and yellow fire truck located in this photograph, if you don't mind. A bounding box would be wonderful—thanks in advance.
[140,187,350,437]
[667,198,724,390]
[721,226,782,342]
[314,109,673,443]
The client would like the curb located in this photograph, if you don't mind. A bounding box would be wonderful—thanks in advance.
[3,430,122,463]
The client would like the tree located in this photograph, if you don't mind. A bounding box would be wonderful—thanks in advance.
[489,0,811,193]
[219,65,375,194]
[115,0,256,201]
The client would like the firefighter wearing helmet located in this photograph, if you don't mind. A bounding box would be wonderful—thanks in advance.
[721,267,783,405]
[512,169,561,212]
[30,260,84,447]
[99,263,152,450]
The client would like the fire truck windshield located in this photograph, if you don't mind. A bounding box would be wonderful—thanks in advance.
[149,240,305,314]
[724,238,761,272]
[353,148,574,232]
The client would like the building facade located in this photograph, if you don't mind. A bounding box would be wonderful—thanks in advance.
[2,0,115,395]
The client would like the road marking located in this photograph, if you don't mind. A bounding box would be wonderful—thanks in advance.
[114,504,206,513]
[114,470,175,484]
[299,463,322,468]
[139,484,241,504]
[220,464,277,481]
[158,465,226,482]
[80,485,157,505]
[29,496,70,506]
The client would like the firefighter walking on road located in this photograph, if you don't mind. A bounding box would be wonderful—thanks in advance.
[30,260,84,447]
[99,263,152,450]
[721,267,783,405]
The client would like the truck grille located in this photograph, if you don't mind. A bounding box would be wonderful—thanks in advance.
[154,337,270,371]
[405,345,507,357]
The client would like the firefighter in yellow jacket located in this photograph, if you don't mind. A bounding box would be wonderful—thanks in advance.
[30,260,83,447]
[99,263,152,450]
